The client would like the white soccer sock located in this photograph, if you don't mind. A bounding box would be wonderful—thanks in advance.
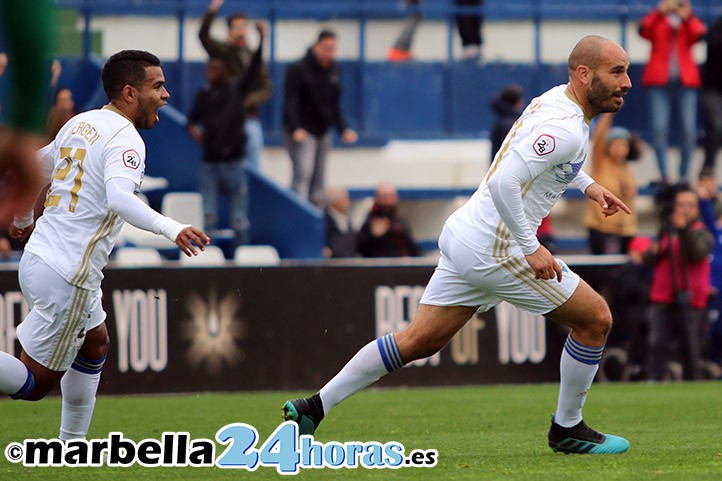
[59,355,105,440]
[555,335,603,428]
[0,351,34,398]
[319,334,404,416]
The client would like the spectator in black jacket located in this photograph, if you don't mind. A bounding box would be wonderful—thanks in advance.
[198,0,273,172]
[490,84,523,159]
[324,186,359,258]
[358,183,420,258]
[188,23,264,247]
[283,29,357,205]
[701,13,722,178]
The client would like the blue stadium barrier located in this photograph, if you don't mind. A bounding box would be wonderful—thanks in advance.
[247,168,325,259]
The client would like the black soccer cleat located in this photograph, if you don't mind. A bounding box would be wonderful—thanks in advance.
[282,393,325,435]
[548,415,629,454]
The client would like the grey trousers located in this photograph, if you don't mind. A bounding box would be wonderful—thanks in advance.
[286,131,332,204]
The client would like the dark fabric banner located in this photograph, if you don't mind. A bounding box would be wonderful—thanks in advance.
[0,262,619,395]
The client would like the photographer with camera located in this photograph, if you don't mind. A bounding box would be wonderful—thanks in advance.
[643,186,714,380]
[639,0,706,184]
[357,183,420,258]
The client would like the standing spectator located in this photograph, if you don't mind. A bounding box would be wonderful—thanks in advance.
[47,86,76,139]
[388,0,422,62]
[188,24,264,247]
[388,1,484,62]
[357,183,419,258]
[700,13,722,179]
[324,186,359,258]
[638,0,706,183]
[456,0,484,62]
[198,0,272,171]
[283,29,357,204]
[608,236,653,379]
[585,113,641,254]
[697,175,722,372]
[490,84,523,159]
[643,186,713,380]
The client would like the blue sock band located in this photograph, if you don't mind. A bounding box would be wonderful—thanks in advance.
[564,335,604,365]
[70,353,107,375]
[376,334,404,372]
[10,367,36,400]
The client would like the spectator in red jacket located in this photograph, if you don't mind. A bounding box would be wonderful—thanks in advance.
[639,0,706,183]
[643,186,714,380]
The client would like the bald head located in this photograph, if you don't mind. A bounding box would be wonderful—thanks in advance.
[325,186,350,212]
[568,35,618,76]
[375,183,399,206]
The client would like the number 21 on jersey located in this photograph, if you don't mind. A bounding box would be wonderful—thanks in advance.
[45,147,86,212]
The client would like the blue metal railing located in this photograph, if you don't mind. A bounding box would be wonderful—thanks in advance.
[58,0,722,64]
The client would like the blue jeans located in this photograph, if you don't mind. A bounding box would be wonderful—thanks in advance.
[648,83,698,181]
[244,118,264,172]
[200,160,249,246]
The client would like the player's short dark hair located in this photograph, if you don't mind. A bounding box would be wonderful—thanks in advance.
[317,29,337,43]
[101,50,161,101]
[227,12,247,28]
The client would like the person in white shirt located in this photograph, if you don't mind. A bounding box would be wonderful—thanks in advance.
[0,50,209,441]
[283,36,634,455]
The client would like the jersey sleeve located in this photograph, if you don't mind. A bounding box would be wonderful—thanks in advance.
[103,124,146,187]
[36,140,57,184]
[507,120,583,179]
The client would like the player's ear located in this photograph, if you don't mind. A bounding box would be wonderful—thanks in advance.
[121,84,136,103]
[576,65,592,85]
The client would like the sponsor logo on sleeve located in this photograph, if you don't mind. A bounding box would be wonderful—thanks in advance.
[122,149,141,170]
[533,134,556,156]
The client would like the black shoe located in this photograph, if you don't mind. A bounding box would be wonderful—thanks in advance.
[282,393,324,435]
[548,415,629,454]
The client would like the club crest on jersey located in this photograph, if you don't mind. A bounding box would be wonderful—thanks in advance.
[554,159,583,184]
[533,134,556,156]
[122,149,140,170]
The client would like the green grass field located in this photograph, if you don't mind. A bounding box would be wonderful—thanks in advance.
[0,382,720,480]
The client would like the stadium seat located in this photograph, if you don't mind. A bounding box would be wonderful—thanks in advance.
[233,245,281,266]
[114,247,163,267]
[161,192,204,229]
[179,245,226,267]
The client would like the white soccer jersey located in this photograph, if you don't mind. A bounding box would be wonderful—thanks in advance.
[446,84,594,257]
[25,105,145,290]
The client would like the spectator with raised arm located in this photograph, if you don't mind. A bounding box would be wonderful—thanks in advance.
[585,113,641,254]
[189,23,265,247]
[198,0,272,171]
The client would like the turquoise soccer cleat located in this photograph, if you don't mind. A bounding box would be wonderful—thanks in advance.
[282,394,324,436]
[548,415,630,454]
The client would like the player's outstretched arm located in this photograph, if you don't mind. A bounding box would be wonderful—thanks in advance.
[106,177,211,255]
[584,182,632,218]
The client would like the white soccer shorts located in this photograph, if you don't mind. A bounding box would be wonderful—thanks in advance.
[17,252,106,371]
[421,227,580,314]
